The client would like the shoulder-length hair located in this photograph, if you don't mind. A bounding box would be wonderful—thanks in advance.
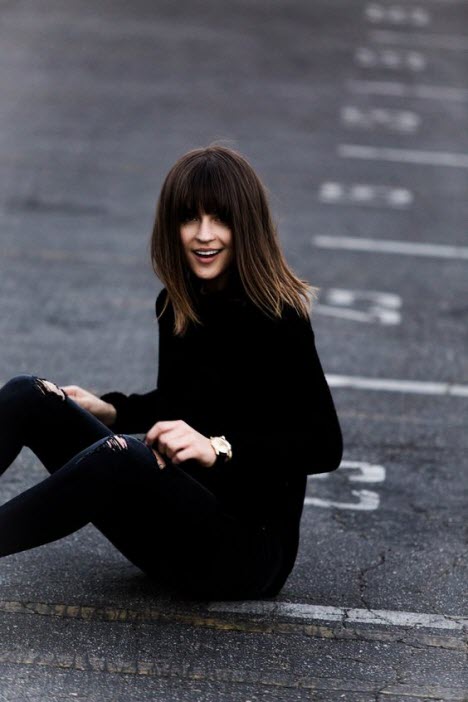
[150,144,318,336]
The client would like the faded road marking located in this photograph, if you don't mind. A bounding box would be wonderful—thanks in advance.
[313,234,468,260]
[0,599,464,652]
[347,78,468,102]
[318,181,413,208]
[209,601,467,632]
[340,105,421,133]
[326,374,468,397]
[305,489,380,511]
[316,288,402,325]
[306,460,386,511]
[339,143,468,168]
[354,47,426,70]
[0,649,465,697]
[370,28,468,50]
[365,4,430,27]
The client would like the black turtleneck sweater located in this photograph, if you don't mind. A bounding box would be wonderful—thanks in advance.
[100,279,343,585]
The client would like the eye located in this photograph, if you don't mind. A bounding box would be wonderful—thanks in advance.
[212,213,227,224]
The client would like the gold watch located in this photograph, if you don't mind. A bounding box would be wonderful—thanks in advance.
[209,435,233,462]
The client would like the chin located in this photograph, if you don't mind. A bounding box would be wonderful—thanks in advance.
[194,267,224,279]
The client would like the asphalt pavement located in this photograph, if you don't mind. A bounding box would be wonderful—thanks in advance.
[0,1,466,700]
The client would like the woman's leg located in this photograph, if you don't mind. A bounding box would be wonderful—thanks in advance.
[0,430,280,598]
[0,374,114,476]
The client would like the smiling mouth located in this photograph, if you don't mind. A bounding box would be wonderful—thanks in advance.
[192,249,223,261]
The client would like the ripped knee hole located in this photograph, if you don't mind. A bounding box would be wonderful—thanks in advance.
[105,435,128,452]
[88,435,128,457]
[34,377,66,401]
[74,435,128,466]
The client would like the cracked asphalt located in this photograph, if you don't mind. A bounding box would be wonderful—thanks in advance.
[0,0,467,700]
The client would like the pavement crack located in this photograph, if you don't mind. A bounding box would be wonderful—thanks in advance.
[358,550,387,612]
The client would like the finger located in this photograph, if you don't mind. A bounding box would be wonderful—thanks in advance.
[62,389,79,399]
[150,447,167,470]
[171,447,194,465]
[159,428,190,445]
[145,421,179,445]
[159,436,189,460]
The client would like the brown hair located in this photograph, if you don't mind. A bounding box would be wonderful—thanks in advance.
[150,144,318,335]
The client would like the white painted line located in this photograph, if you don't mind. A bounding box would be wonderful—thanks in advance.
[316,304,401,324]
[340,105,420,133]
[339,143,468,169]
[313,234,468,260]
[327,289,401,309]
[316,288,402,325]
[318,181,413,208]
[312,460,386,483]
[370,28,468,50]
[355,47,426,71]
[347,79,468,102]
[333,460,386,483]
[365,4,430,26]
[305,489,381,511]
[326,374,468,398]
[208,601,467,632]
[307,461,386,511]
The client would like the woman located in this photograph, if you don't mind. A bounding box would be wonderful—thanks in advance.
[0,144,342,599]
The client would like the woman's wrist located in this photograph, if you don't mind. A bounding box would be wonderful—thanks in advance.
[102,402,117,427]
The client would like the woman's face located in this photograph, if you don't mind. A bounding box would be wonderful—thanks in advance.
[180,211,234,291]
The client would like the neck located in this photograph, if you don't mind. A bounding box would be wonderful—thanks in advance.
[199,268,233,294]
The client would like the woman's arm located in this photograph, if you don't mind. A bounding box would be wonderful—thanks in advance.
[61,385,117,427]
[212,308,343,478]
[98,388,167,434]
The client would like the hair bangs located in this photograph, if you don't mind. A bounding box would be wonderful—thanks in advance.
[175,158,233,226]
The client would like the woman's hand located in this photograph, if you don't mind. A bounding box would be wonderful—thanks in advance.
[61,385,117,427]
[144,420,217,468]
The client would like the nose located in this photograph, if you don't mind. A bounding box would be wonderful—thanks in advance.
[196,215,215,243]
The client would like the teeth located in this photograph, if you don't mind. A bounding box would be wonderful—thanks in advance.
[194,250,220,256]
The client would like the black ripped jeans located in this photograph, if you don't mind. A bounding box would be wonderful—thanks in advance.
[0,374,282,599]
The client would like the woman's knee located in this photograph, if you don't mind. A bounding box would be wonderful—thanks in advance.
[71,434,159,494]
[76,434,157,470]
[1,374,66,402]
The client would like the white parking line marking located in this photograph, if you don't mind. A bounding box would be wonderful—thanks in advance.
[316,304,401,324]
[326,289,401,310]
[355,47,426,71]
[326,374,468,397]
[313,234,468,260]
[365,4,430,26]
[306,461,386,511]
[312,460,386,483]
[319,182,413,208]
[370,28,468,50]
[316,288,402,325]
[208,601,467,631]
[347,79,468,102]
[341,105,421,133]
[305,490,381,510]
[339,143,468,168]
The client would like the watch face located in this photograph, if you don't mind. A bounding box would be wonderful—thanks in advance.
[213,437,229,453]
[211,436,232,457]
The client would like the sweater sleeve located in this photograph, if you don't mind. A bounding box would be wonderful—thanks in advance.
[99,388,167,434]
[214,308,343,479]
